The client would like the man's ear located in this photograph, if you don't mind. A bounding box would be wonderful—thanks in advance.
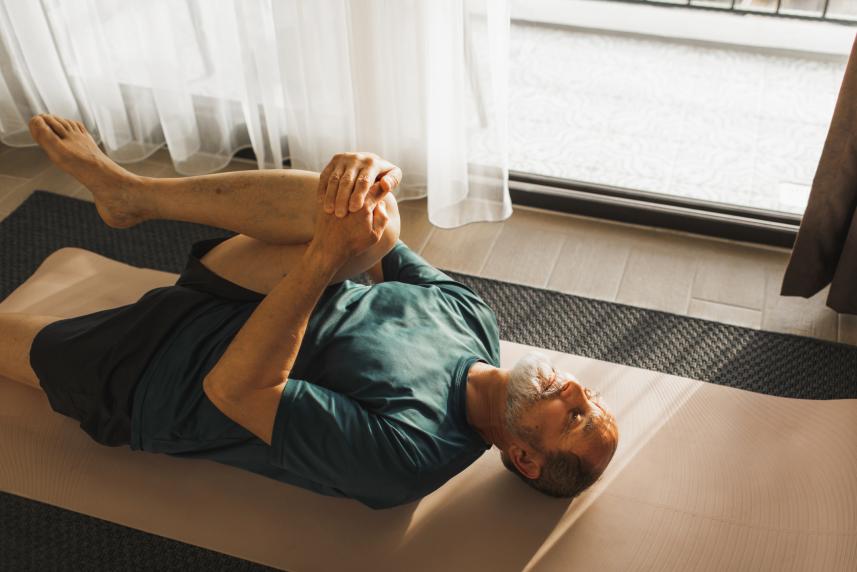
[508,441,542,480]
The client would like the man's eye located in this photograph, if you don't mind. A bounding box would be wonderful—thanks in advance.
[570,409,583,423]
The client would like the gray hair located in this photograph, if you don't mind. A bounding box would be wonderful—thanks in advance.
[501,447,600,499]
[502,351,603,499]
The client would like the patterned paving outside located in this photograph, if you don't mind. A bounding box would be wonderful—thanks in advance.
[506,22,848,214]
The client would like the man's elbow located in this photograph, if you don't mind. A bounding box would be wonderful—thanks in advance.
[204,367,283,402]
[202,372,226,404]
[203,370,243,405]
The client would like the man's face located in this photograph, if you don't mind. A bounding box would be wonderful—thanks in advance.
[505,353,619,474]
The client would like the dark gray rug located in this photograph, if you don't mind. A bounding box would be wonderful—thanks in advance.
[1,190,855,571]
[3,191,855,399]
[0,491,279,571]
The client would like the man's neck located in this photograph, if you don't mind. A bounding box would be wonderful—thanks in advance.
[465,361,510,449]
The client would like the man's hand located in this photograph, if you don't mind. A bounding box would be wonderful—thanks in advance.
[318,152,402,218]
[309,190,390,268]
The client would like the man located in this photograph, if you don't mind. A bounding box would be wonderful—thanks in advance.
[0,114,618,509]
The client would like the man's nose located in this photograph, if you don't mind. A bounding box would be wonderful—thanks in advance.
[562,376,603,412]
[560,376,587,403]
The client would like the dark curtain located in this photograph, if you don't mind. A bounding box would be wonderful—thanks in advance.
[781,33,857,315]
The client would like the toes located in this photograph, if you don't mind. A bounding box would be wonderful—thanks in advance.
[57,116,75,133]
[28,114,62,141]
[41,114,67,138]
[28,115,50,137]
[28,114,90,141]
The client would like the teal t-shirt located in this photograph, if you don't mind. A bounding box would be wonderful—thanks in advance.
[130,240,500,509]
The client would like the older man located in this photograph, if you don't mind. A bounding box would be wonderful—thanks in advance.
[0,114,618,509]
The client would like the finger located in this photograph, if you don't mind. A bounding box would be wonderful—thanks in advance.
[372,198,389,237]
[367,168,401,208]
[362,181,385,212]
[324,168,345,214]
[334,167,359,218]
[317,162,334,202]
[364,167,399,209]
[349,165,380,213]
[381,166,403,192]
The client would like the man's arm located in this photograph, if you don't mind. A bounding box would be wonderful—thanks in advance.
[202,242,344,445]
[203,185,390,445]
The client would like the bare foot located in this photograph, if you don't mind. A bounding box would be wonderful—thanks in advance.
[28,114,154,229]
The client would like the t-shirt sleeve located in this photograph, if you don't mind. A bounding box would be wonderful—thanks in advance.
[267,377,420,509]
[381,240,501,366]
[381,239,454,286]
[381,239,482,303]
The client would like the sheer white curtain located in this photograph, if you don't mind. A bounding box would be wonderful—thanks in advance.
[0,0,512,227]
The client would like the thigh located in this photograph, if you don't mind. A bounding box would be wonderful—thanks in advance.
[0,313,59,389]
[200,194,401,295]
[199,234,298,296]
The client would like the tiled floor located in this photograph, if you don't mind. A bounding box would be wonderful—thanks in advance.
[0,143,854,346]
[503,22,847,214]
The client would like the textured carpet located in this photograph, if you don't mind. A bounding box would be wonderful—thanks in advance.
[3,191,855,400]
[1,190,856,571]
[0,491,280,572]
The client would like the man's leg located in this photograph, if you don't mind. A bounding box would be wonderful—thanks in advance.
[0,313,57,389]
[27,114,401,294]
[188,196,399,295]
[29,113,324,245]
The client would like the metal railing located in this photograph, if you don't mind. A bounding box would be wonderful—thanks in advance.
[603,0,857,23]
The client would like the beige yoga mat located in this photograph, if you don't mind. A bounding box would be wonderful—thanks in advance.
[1,248,856,571]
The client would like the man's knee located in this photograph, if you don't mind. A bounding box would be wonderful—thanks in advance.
[377,193,401,255]
[0,313,55,389]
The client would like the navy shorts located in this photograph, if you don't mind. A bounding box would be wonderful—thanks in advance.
[28,234,267,447]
